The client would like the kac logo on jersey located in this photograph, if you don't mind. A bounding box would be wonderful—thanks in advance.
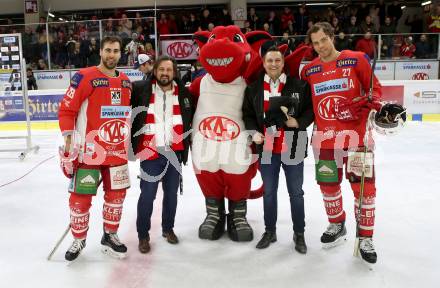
[91,78,109,88]
[305,65,322,77]
[336,58,357,68]
[314,78,349,96]
[199,116,240,142]
[110,89,122,105]
[98,119,130,145]
[101,106,131,118]
[317,95,345,120]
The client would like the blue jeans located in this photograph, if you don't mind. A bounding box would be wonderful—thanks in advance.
[259,153,305,233]
[137,154,180,239]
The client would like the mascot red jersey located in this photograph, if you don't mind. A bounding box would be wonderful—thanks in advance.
[189,25,308,242]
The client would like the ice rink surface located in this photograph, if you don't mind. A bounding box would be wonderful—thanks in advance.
[0,122,438,288]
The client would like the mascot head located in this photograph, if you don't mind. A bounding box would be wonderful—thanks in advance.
[194,25,310,83]
[194,26,266,83]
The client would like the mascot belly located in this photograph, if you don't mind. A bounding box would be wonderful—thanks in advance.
[192,74,250,175]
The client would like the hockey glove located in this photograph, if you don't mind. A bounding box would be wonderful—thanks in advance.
[59,146,79,178]
[334,96,382,122]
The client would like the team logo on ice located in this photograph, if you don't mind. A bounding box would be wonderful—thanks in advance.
[317,95,345,120]
[199,116,240,141]
[98,119,129,145]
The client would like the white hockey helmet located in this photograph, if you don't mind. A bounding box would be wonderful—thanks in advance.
[373,103,406,136]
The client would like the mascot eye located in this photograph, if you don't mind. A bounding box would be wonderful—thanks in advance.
[233,34,244,43]
[208,34,216,42]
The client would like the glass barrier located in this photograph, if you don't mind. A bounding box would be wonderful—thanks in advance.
[19,24,44,69]
[0,19,438,70]
[1,17,156,70]
[103,17,156,67]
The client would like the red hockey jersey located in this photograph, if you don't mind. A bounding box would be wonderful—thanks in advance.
[59,66,132,165]
[301,50,382,150]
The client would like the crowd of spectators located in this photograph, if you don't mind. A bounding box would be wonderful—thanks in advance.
[243,1,439,60]
[0,1,439,70]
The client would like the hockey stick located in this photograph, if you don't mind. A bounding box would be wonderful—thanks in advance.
[353,110,375,257]
[47,178,103,261]
[353,48,378,257]
[47,223,71,261]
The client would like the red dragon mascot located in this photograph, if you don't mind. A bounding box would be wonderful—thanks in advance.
[189,25,308,242]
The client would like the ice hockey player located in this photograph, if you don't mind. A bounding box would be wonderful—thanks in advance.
[301,22,385,264]
[58,36,132,261]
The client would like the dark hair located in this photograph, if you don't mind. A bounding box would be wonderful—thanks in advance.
[263,45,283,58]
[100,36,122,50]
[260,40,284,58]
[153,55,178,79]
[307,22,334,43]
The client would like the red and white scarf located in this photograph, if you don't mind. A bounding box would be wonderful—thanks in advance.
[263,73,288,154]
[139,79,184,160]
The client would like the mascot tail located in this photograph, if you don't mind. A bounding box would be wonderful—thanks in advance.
[248,161,264,199]
[249,185,264,199]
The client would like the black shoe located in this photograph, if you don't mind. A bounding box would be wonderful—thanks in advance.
[199,198,226,240]
[359,237,377,264]
[293,232,307,254]
[65,239,86,261]
[162,230,179,244]
[227,200,253,242]
[101,232,127,259]
[256,231,277,249]
[321,221,347,248]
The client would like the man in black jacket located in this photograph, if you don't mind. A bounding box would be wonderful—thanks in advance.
[243,46,314,253]
[130,56,193,254]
